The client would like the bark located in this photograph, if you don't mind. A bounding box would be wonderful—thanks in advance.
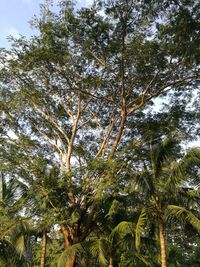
[109,22,127,158]
[61,225,70,250]
[26,234,33,267]
[0,175,3,201]
[65,257,75,267]
[158,219,167,267]
[66,97,81,174]
[96,114,119,157]
[40,230,47,267]
[109,112,126,158]
[108,256,114,267]
[66,98,81,206]
[61,225,76,267]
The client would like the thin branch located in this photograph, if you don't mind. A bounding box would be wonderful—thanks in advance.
[35,126,65,170]
[66,96,81,174]
[141,72,160,102]
[127,75,199,116]
[96,114,120,157]
[33,103,70,144]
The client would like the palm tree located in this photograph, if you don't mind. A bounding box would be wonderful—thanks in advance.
[0,175,33,267]
[131,138,200,267]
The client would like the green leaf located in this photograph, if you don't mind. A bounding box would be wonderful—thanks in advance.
[135,208,147,252]
[111,221,135,239]
[90,238,108,266]
[15,235,25,258]
[167,205,200,234]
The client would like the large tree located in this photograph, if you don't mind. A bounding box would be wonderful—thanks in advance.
[1,0,199,266]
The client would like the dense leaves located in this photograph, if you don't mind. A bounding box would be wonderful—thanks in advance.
[0,0,200,266]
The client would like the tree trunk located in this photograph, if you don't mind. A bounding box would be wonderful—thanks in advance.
[65,257,75,267]
[61,225,76,267]
[158,219,167,267]
[109,256,113,267]
[40,230,47,267]
[26,234,33,267]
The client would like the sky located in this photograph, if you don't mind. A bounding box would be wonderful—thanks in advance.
[0,0,92,48]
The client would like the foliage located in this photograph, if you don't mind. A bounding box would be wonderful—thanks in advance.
[0,0,200,266]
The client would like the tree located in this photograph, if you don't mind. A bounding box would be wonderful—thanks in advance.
[1,0,200,266]
[0,175,34,267]
[127,137,200,267]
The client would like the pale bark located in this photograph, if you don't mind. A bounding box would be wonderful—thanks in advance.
[108,256,113,267]
[110,112,126,157]
[40,230,47,267]
[158,220,167,267]
[65,98,81,206]
[96,114,119,157]
[66,97,81,174]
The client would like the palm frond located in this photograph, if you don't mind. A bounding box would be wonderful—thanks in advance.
[184,148,200,168]
[151,137,175,178]
[166,205,200,234]
[15,235,25,258]
[57,243,84,267]
[57,250,67,267]
[135,170,155,196]
[90,237,108,266]
[135,208,147,252]
[166,148,200,190]
[165,160,185,191]
[135,252,152,266]
[9,220,32,242]
[186,188,200,199]
[111,221,135,239]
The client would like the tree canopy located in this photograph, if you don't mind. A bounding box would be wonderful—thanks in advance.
[0,0,200,266]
